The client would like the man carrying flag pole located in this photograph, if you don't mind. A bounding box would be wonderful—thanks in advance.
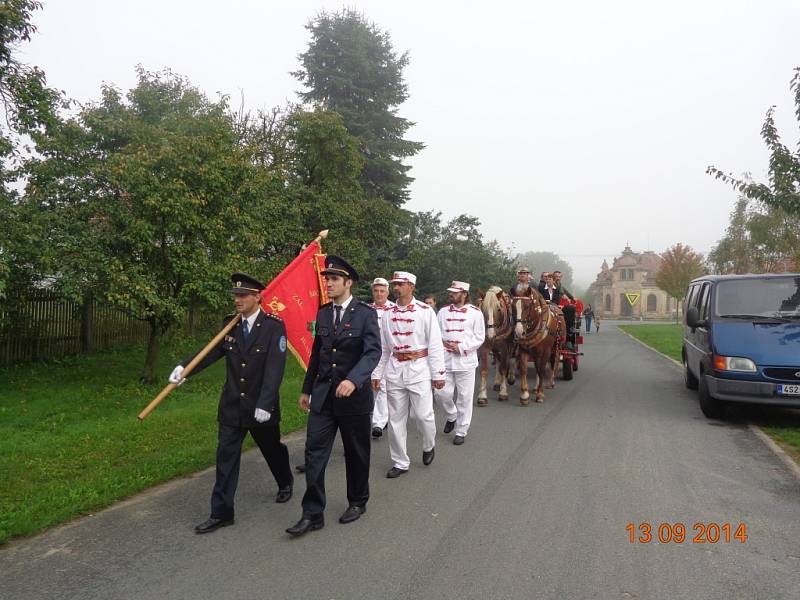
[145,232,330,534]
[168,273,294,534]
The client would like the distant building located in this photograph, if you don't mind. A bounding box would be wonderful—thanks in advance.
[588,246,674,319]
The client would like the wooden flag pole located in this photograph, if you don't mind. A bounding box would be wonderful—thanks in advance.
[137,314,241,421]
[138,229,329,422]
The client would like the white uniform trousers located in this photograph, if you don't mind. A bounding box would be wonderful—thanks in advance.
[434,369,476,437]
[372,379,389,429]
[386,379,437,470]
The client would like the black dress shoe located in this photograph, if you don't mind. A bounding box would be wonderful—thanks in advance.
[371,426,383,439]
[275,485,293,503]
[339,505,366,524]
[295,464,306,474]
[386,466,408,478]
[453,435,465,446]
[194,516,234,534]
[285,516,324,537]
[443,420,456,434]
[422,447,435,465]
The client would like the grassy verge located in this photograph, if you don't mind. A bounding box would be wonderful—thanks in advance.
[617,324,682,362]
[618,324,800,461]
[0,338,306,544]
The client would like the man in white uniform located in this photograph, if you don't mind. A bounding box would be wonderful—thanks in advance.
[369,277,396,438]
[434,281,486,445]
[372,271,445,478]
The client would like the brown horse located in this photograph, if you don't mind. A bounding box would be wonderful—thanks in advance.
[509,285,565,404]
[477,286,512,405]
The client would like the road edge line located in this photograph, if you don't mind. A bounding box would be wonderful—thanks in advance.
[616,325,800,482]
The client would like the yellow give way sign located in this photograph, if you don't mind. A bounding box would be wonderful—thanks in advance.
[625,292,641,306]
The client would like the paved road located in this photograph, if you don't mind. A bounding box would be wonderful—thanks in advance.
[2,325,800,599]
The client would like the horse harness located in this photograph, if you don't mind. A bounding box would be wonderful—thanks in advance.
[513,295,560,350]
[482,295,512,341]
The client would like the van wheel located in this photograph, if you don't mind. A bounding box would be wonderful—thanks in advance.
[683,353,698,390]
[698,374,725,419]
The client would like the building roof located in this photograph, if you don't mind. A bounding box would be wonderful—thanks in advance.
[594,247,663,284]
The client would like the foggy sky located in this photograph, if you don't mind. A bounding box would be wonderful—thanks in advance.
[23,0,800,286]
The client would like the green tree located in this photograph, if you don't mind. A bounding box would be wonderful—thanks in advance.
[0,0,62,298]
[0,0,61,148]
[26,68,284,383]
[655,243,706,322]
[286,108,364,192]
[707,197,753,274]
[239,103,403,281]
[709,195,800,274]
[390,211,516,301]
[293,8,423,206]
[708,67,800,217]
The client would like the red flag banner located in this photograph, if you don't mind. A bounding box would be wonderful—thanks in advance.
[260,241,328,369]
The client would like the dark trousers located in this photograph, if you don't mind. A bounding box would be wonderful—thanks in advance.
[211,421,293,519]
[562,304,576,332]
[301,397,371,518]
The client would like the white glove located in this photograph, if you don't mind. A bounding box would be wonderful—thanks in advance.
[254,408,271,423]
[168,365,186,386]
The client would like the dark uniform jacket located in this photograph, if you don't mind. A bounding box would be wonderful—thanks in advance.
[302,299,381,416]
[182,310,287,428]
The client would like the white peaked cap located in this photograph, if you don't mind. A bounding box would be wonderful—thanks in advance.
[372,277,389,287]
[390,271,417,285]
[447,281,470,293]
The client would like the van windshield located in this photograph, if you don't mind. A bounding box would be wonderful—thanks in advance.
[715,277,800,318]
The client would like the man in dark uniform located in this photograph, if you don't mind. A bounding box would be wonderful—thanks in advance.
[168,273,293,534]
[286,256,381,537]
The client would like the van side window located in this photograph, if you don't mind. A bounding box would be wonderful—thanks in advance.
[685,284,698,314]
[697,283,711,320]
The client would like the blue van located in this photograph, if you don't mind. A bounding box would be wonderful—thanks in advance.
[682,274,800,418]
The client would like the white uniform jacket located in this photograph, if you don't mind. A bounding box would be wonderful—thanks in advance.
[370,300,396,379]
[369,300,397,331]
[438,303,486,371]
[374,298,446,385]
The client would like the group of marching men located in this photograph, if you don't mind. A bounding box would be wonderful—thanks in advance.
[368,271,486,468]
[170,256,487,537]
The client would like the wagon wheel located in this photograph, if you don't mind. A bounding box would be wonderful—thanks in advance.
[562,354,574,380]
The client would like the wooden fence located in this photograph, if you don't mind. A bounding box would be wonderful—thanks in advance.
[0,291,150,366]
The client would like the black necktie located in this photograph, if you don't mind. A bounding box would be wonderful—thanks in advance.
[242,319,250,340]
[334,305,342,330]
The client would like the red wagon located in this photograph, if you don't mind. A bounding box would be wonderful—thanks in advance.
[557,297,584,380]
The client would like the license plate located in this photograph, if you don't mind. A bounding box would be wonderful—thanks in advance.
[777,384,800,396]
